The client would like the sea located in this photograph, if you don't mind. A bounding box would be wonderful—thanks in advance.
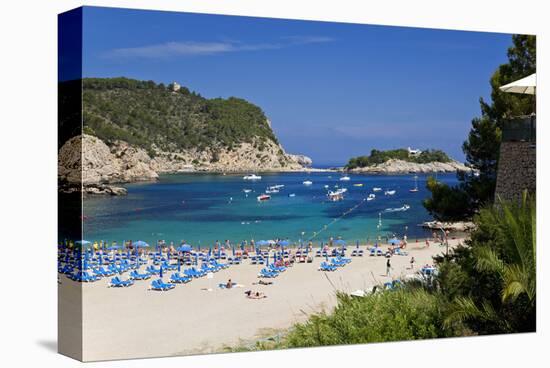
[82,172,459,247]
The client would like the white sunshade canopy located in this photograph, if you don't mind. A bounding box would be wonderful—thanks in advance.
[499,73,536,95]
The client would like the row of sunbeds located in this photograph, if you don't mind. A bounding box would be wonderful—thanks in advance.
[319,256,352,272]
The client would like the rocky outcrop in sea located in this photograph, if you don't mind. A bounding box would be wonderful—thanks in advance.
[348,159,472,174]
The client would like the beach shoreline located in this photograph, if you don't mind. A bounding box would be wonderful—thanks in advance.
[59,237,466,361]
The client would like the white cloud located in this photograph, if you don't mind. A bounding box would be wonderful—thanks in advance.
[102,36,334,60]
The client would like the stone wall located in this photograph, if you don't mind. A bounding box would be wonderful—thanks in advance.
[495,141,536,201]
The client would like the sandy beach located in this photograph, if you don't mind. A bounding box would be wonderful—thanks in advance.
[59,238,465,361]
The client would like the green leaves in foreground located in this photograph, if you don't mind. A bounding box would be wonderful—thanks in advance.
[443,191,536,332]
[283,289,452,348]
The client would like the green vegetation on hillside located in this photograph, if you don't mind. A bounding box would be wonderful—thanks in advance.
[229,192,535,352]
[345,148,451,169]
[82,77,278,154]
[423,35,535,221]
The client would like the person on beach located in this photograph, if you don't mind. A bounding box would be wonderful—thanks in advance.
[410,256,415,269]
[245,290,267,299]
[425,239,430,248]
[386,258,392,276]
[226,279,233,289]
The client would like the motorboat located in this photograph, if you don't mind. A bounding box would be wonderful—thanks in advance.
[324,185,329,189]
[243,189,252,193]
[265,188,279,194]
[257,194,271,201]
[303,180,313,185]
[339,176,351,181]
[243,174,262,180]
[327,189,346,201]
[353,183,364,187]
[385,204,410,212]
[367,193,375,201]
[288,193,296,197]
[384,190,396,196]
[373,187,382,192]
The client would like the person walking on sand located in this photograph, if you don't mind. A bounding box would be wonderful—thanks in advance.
[386,258,392,277]
[410,256,415,270]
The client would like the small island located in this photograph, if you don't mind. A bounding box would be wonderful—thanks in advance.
[345,147,472,173]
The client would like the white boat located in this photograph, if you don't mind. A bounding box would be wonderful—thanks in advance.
[265,188,279,194]
[353,183,364,187]
[243,189,252,193]
[373,187,382,192]
[288,193,296,197]
[367,193,376,201]
[327,189,346,201]
[243,174,262,180]
[384,190,396,196]
[324,185,329,189]
[385,204,410,212]
[257,194,270,201]
[339,176,351,181]
[303,180,313,185]
[270,184,285,189]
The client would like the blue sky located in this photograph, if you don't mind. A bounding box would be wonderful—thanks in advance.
[82,6,512,165]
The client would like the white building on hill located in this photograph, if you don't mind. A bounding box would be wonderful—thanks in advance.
[408,147,422,156]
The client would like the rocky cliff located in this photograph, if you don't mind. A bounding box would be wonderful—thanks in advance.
[58,134,311,193]
[348,158,472,174]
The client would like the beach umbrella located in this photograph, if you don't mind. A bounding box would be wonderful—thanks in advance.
[388,238,400,246]
[177,245,193,253]
[134,240,149,248]
[278,240,290,246]
[499,73,536,95]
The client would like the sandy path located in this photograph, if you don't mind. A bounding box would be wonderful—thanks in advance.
[58,239,463,361]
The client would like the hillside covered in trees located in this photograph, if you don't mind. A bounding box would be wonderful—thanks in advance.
[82,77,280,155]
[345,149,452,170]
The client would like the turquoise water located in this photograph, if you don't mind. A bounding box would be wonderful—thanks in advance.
[82,172,458,246]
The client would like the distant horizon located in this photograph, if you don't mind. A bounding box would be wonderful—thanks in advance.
[81,6,513,164]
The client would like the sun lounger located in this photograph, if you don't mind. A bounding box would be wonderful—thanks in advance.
[129,270,151,280]
[170,273,192,284]
[146,265,161,275]
[150,279,175,291]
[258,269,278,278]
[393,248,409,256]
[319,262,337,272]
[109,276,134,287]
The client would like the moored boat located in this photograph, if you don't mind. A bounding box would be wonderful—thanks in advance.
[257,194,271,201]
[243,174,262,180]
